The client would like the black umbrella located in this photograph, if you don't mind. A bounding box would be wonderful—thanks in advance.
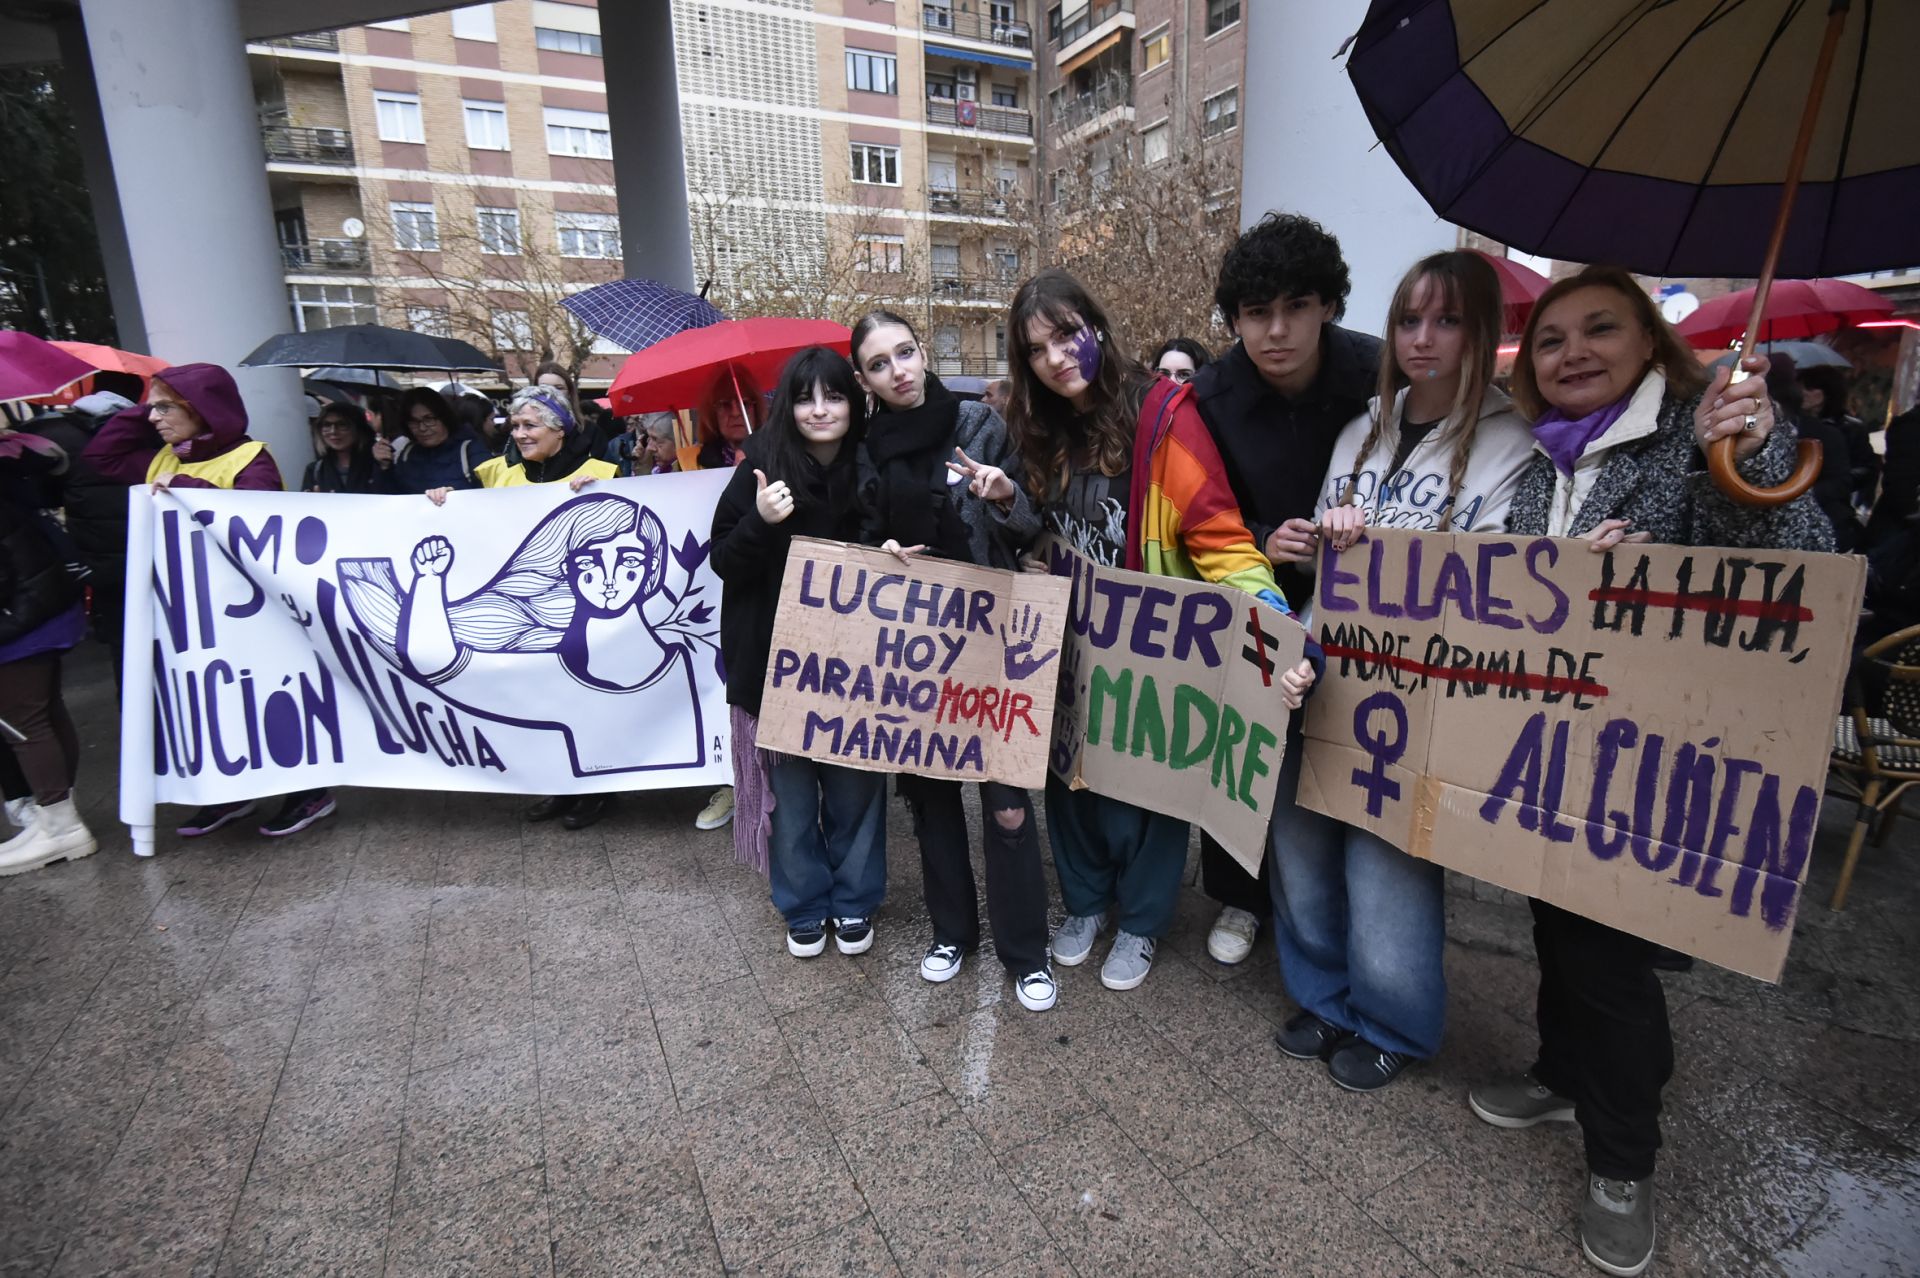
[240,323,502,374]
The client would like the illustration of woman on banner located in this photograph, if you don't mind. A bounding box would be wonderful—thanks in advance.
[338,493,718,776]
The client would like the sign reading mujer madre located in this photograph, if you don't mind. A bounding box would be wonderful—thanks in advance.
[1041,536,1308,877]
[1296,527,1864,982]
[119,473,732,853]
[757,539,1070,788]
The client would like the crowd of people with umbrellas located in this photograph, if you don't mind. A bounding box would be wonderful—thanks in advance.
[1,2,1917,1274]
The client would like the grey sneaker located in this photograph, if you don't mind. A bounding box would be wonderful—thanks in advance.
[1051,912,1107,966]
[1099,930,1156,991]
[1581,1174,1655,1277]
[1468,1072,1577,1128]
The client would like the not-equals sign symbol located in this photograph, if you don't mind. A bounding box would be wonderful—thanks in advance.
[1242,607,1277,687]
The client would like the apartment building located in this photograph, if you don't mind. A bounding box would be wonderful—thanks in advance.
[1038,0,1244,205]
[252,0,1040,385]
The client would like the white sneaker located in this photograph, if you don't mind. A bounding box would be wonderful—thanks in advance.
[4,795,37,829]
[1206,906,1260,965]
[1015,966,1057,1012]
[833,917,874,955]
[695,787,735,830]
[0,798,98,877]
[1051,912,1107,966]
[920,942,964,983]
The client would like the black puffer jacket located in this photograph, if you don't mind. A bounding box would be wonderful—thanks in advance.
[0,495,80,648]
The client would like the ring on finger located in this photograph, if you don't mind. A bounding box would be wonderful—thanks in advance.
[1742,414,1758,433]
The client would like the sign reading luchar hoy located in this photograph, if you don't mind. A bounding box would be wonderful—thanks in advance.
[1297,527,1864,982]
[757,539,1070,789]
[1042,535,1307,877]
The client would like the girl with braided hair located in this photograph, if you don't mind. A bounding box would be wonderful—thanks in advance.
[1265,250,1532,1095]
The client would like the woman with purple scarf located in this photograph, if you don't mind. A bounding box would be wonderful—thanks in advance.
[1466,266,1832,1278]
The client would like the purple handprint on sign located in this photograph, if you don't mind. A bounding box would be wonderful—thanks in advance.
[1000,603,1059,682]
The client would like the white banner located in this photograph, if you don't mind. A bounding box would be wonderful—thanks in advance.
[120,472,732,853]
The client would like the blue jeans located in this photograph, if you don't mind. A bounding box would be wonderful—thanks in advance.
[767,755,887,927]
[1267,742,1447,1059]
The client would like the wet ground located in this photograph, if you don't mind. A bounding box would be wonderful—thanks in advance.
[3,645,1918,1277]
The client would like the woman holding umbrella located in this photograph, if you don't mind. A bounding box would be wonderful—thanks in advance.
[1468,266,1831,1278]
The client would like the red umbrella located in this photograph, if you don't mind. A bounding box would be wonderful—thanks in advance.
[53,341,171,381]
[607,318,851,416]
[1675,278,1895,349]
[0,332,95,403]
[1471,251,1551,334]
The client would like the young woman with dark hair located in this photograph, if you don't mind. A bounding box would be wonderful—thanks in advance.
[1260,250,1534,1096]
[711,346,888,958]
[1005,269,1318,993]
[848,309,1054,1009]
[1151,337,1212,385]
[303,402,383,493]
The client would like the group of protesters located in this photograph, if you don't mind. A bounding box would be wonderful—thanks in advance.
[0,205,1879,1277]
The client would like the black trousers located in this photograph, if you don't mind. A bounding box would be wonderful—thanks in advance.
[899,776,1048,974]
[1529,899,1673,1181]
[1200,831,1271,919]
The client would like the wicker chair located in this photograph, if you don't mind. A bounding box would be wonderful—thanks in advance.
[1828,623,1920,909]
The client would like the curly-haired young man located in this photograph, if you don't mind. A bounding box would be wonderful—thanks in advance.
[1189,212,1381,968]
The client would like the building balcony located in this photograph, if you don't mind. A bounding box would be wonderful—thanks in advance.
[1049,0,1134,52]
[263,124,355,166]
[1051,75,1133,137]
[926,98,1034,139]
[258,31,339,52]
[930,274,1023,302]
[928,185,1030,219]
[922,5,1034,49]
[929,356,1010,377]
[280,238,370,273]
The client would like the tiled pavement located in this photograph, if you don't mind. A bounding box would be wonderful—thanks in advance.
[3,647,1918,1276]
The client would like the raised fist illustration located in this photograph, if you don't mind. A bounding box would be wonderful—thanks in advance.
[412,535,455,578]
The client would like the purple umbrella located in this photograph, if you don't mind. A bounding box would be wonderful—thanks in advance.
[0,331,96,403]
[561,279,727,355]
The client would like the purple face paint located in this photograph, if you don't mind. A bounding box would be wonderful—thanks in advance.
[1069,326,1102,385]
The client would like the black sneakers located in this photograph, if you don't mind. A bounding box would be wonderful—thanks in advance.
[1328,1039,1416,1092]
[1275,1010,1351,1061]
[786,921,827,958]
[832,917,874,955]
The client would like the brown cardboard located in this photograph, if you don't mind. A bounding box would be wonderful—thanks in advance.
[757,538,1070,788]
[1041,536,1308,875]
[1297,527,1864,982]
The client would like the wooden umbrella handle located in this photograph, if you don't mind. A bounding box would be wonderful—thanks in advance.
[1706,434,1823,507]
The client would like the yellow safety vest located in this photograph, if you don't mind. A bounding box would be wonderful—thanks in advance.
[474,455,618,488]
[145,440,268,489]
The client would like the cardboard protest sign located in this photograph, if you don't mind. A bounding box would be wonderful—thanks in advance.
[1042,536,1307,874]
[756,539,1071,788]
[1297,527,1864,981]
[119,474,733,855]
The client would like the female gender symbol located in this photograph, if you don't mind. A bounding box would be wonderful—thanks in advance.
[1351,691,1409,816]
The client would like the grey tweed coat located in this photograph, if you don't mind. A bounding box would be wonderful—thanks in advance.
[1504,380,1836,554]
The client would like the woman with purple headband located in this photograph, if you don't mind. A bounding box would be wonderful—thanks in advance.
[426,384,619,827]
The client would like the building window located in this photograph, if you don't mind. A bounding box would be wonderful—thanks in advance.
[850,143,901,186]
[391,201,439,251]
[535,27,603,55]
[989,239,1019,277]
[490,308,533,351]
[557,211,621,259]
[1141,121,1170,165]
[462,99,509,150]
[924,0,953,31]
[989,2,1016,29]
[846,50,898,95]
[1206,0,1240,36]
[1141,25,1170,71]
[1048,168,1064,204]
[856,233,905,272]
[931,242,960,281]
[450,4,496,41]
[544,107,613,159]
[406,305,451,337]
[289,284,375,332]
[373,91,424,143]
[991,85,1019,108]
[927,74,957,101]
[1203,87,1239,136]
[477,205,521,255]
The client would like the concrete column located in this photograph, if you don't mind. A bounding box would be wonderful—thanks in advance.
[78,0,307,483]
[1238,3,1454,336]
[54,15,145,354]
[600,1,696,292]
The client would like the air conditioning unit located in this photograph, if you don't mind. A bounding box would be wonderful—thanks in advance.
[956,67,978,100]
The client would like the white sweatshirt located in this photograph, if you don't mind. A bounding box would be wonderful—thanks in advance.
[1313,384,1537,535]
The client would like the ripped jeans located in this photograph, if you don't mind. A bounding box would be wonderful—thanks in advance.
[899,777,1048,974]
